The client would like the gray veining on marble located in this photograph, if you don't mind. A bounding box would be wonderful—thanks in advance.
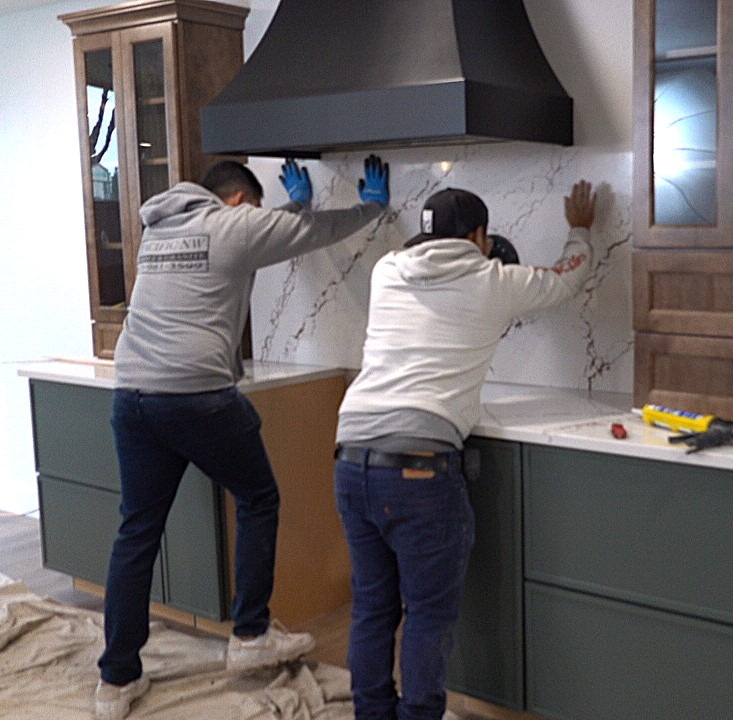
[248,142,633,393]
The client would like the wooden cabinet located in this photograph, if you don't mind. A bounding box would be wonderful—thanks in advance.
[633,0,733,247]
[60,0,248,358]
[633,0,733,416]
[227,376,352,629]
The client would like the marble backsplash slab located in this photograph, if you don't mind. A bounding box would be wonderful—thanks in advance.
[248,142,633,393]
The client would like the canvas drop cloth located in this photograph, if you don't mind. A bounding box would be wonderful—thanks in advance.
[0,573,354,720]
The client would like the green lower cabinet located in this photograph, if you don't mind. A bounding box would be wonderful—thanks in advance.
[523,444,733,624]
[446,437,524,710]
[525,582,733,720]
[33,376,733,717]
[38,474,165,603]
[162,465,228,619]
[523,443,733,720]
[32,380,120,491]
[30,380,229,620]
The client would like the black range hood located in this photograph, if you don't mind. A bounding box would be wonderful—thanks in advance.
[201,0,573,158]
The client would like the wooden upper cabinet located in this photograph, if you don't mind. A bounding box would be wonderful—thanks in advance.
[633,251,733,336]
[60,0,248,358]
[634,333,733,418]
[633,0,733,248]
[633,249,733,416]
[633,0,733,414]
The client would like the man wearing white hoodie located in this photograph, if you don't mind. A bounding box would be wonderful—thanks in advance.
[334,181,596,720]
[95,156,389,720]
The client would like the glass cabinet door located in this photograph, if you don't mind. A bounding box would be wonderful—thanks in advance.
[653,0,718,226]
[132,39,170,205]
[82,44,126,311]
[119,24,179,273]
[635,0,733,247]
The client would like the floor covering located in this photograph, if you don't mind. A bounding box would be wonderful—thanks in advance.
[0,572,353,720]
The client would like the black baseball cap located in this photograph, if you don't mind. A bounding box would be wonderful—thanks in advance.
[405,188,489,247]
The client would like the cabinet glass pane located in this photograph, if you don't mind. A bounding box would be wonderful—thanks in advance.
[653,0,718,226]
[85,48,125,308]
[133,40,169,204]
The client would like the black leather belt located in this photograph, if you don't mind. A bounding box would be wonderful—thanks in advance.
[335,445,459,472]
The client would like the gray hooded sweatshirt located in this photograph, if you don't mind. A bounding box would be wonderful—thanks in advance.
[114,182,381,393]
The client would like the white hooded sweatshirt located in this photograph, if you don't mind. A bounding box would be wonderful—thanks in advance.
[338,228,592,439]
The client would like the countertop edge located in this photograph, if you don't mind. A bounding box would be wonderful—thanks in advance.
[17,358,347,393]
[470,415,733,471]
[17,359,733,470]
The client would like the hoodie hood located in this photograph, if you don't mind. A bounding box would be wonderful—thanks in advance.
[139,182,219,227]
[393,238,487,285]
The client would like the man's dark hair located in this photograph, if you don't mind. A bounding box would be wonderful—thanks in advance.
[201,161,264,202]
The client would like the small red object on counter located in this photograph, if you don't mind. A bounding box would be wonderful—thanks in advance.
[610,423,627,439]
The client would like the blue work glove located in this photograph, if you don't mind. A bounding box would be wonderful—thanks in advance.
[358,154,390,209]
[279,159,312,205]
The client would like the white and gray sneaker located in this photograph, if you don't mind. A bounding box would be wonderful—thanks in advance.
[94,673,150,720]
[226,620,316,673]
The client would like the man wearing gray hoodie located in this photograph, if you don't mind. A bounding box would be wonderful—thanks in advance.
[334,181,596,720]
[95,156,389,720]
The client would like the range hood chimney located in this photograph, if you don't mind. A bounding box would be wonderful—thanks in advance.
[201,0,573,158]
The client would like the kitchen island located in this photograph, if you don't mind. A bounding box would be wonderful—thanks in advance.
[20,360,733,720]
[19,358,351,634]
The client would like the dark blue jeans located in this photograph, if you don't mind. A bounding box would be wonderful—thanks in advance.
[98,387,279,685]
[335,452,475,720]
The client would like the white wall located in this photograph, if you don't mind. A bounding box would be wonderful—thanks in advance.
[524,0,633,149]
[0,0,632,514]
[0,0,243,514]
[1,1,93,514]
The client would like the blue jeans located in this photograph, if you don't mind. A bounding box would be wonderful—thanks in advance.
[335,452,475,720]
[98,387,279,685]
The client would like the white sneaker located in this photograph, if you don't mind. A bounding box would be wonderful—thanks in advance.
[226,620,316,673]
[94,673,150,720]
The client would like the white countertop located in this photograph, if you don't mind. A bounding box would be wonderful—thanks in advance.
[18,357,117,388]
[474,381,733,471]
[18,359,733,471]
[17,357,343,393]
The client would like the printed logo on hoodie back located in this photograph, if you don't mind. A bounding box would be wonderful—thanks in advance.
[138,235,210,273]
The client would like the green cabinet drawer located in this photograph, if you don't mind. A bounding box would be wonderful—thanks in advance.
[525,582,733,720]
[37,474,164,602]
[523,444,733,624]
[37,471,226,617]
[163,464,228,620]
[31,377,229,620]
[31,381,119,491]
[446,438,524,710]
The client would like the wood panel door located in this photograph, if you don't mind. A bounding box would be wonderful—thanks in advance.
[633,250,733,336]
